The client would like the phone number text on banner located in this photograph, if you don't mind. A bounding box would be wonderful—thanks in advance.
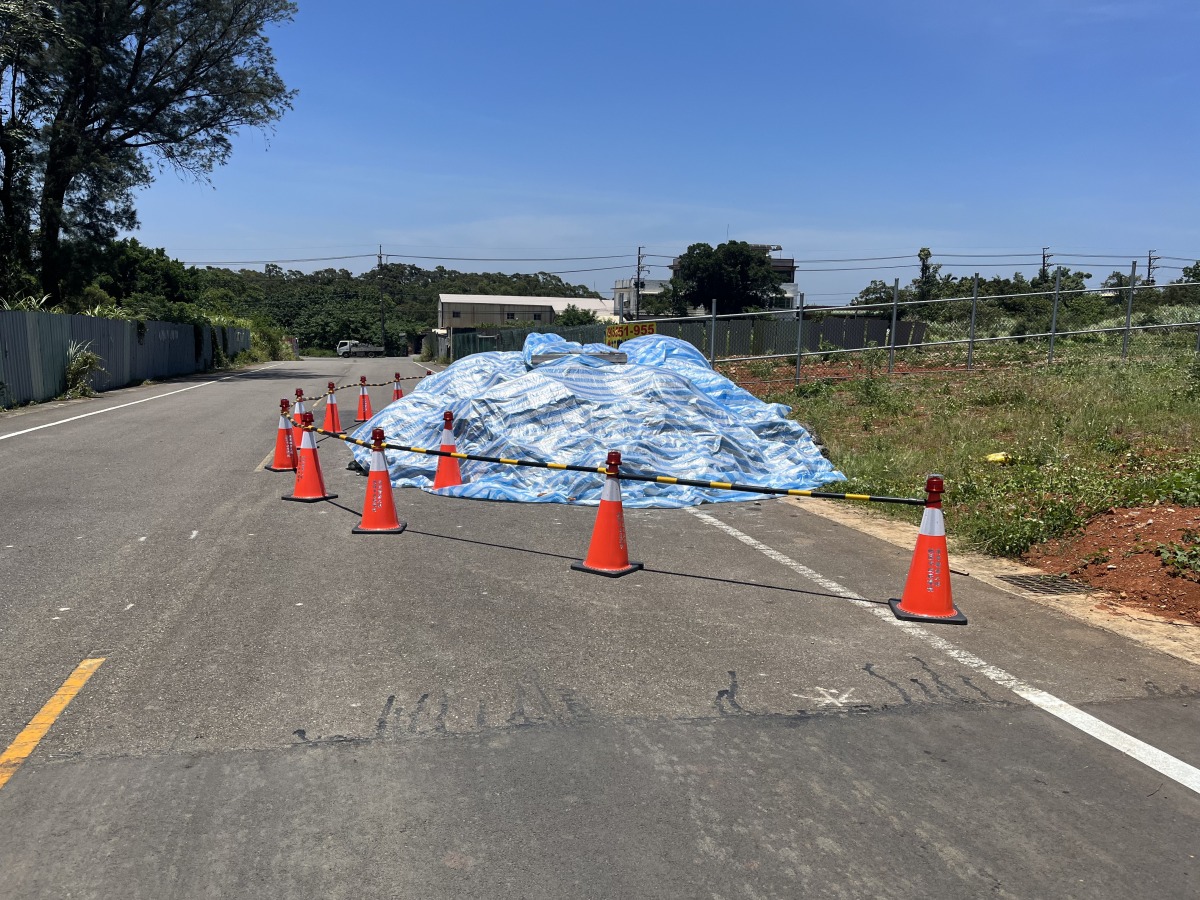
[605,322,657,347]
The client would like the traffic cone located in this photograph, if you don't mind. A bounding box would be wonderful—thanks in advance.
[355,376,373,423]
[265,399,297,472]
[432,411,464,489]
[323,381,342,433]
[353,428,406,534]
[572,450,643,577]
[291,388,307,454]
[283,413,338,503]
[392,373,404,401]
[889,475,966,624]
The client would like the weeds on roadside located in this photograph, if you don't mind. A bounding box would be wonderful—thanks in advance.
[1157,531,1200,578]
[767,349,1200,557]
[62,341,105,398]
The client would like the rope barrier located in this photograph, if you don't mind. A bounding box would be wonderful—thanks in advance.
[283,412,924,506]
[297,372,433,403]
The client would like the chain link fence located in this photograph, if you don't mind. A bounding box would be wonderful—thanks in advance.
[435,281,1200,372]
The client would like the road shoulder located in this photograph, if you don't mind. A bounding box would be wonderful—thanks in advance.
[786,497,1200,668]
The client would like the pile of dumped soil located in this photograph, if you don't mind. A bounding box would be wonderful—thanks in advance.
[1024,506,1200,625]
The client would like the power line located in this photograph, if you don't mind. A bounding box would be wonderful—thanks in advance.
[183,253,377,265]
[794,263,920,272]
[383,253,632,262]
[532,265,634,275]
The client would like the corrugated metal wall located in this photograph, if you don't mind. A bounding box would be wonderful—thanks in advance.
[0,310,251,408]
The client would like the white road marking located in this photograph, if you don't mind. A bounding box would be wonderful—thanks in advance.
[189,530,199,540]
[688,509,1200,796]
[803,687,859,708]
[124,604,134,611]
[138,537,146,543]
[57,607,70,612]
[0,363,282,441]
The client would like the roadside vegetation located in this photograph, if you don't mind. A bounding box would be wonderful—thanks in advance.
[734,341,1200,558]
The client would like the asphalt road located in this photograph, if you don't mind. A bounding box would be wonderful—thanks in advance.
[1,357,1197,899]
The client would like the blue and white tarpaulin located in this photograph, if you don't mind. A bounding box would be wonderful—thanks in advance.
[348,333,844,507]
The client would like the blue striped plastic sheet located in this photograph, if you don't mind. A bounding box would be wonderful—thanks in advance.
[348,333,844,507]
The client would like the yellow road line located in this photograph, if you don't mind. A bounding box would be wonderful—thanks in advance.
[0,657,105,792]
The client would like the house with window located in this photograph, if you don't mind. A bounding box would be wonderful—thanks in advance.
[612,244,800,318]
[437,294,616,328]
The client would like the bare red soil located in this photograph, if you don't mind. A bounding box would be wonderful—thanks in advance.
[1023,506,1200,625]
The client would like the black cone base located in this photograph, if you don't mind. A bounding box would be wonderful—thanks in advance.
[888,598,967,625]
[282,492,338,503]
[571,560,644,578]
[352,522,407,534]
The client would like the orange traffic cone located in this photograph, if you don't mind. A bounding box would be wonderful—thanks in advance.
[323,381,342,433]
[889,475,966,624]
[432,411,464,489]
[353,428,406,534]
[283,413,338,503]
[355,375,373,423]
[392,373,404,401]
[291,387,307,453]
[572,450,643,577]
[266,399,297,472]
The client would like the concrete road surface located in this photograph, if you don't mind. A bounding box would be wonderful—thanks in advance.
[1,358,1197,899]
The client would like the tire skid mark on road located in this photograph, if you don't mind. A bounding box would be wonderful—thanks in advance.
[689,508,1200,797]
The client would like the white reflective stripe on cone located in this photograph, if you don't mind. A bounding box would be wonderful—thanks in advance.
[295,401,306,416]
[440,428,453,444]
[920,507,945,537]
[600,476,621,503]
[300,430,317,451]
[278,415,288,428]
[371,449,387,471]
[328,395,337,405]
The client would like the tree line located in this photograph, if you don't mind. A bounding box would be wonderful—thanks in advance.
[851,250,1200,333]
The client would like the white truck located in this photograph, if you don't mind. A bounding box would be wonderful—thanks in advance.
[337,340,384,358]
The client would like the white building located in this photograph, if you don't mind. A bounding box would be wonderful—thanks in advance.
[613,245,800,318]
[611,279,799,318]
[611,278,670,319]
[438,294,617,329]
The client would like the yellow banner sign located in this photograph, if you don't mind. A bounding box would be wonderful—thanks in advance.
[605,321,657,347]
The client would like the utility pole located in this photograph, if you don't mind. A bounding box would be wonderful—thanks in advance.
[1040,247,1052,281]
[378,245,387,355]
[633,246,647,320]
[1146,249,1159,285]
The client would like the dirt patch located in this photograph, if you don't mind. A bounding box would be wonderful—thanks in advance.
[1023,506,1200,625]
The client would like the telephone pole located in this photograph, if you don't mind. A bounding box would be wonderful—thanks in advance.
[1041,247,1052,281]
[1146,249,1159,285]
[378,245,387,354]
[632,246,647,320]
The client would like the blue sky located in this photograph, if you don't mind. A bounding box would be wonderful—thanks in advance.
[131,0,1200,303]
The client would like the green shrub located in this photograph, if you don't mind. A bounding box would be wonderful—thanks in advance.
[62,341,105,398]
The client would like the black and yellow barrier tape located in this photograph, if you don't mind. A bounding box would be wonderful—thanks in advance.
[297,373,431,404]
[286,413,923,506]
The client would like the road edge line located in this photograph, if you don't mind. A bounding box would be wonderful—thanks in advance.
[688,508,1200,797]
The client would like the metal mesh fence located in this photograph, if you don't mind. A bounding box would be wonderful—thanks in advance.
[438,282,1200,372]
